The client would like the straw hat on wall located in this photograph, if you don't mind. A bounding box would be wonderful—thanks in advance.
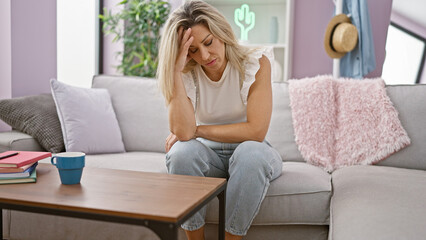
[324,14,358,59]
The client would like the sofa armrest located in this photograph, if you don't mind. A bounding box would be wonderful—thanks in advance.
[0,130,45,152]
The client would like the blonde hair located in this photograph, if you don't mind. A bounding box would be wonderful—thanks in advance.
[157,0,251,105]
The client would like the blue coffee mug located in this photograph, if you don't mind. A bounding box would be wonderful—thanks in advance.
[51,152,85,185]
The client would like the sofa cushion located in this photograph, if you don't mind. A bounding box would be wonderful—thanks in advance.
[267,82,304,162]
[51,79,125,154]
[0,94,64,153]
[378,85,426,170]
[0,131,44,153]
[92,75,169,153]
[206,162,332,225]
[40,151,168,173]
[330,165,426,240]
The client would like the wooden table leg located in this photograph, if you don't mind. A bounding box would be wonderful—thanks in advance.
[143,221,178,240]
[218,189,226,240]
[1,208,3,240]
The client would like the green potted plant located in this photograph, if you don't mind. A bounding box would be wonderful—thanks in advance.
[100,0,171,77]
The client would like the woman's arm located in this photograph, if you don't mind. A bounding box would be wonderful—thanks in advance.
[168,73,197,141]
[195,55,272,142]
[168,28,197,141]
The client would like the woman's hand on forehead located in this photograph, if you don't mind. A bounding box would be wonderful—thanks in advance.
[175,27,194,73]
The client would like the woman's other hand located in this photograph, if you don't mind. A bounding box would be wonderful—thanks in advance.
[175,27,194,73]
[165,133,179,153]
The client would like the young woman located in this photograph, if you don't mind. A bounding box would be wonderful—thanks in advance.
[157,1,282,239]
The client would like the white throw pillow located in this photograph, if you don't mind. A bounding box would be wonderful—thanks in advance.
[50,79,125,154]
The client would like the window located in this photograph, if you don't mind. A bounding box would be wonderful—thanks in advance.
[382,22,426,85]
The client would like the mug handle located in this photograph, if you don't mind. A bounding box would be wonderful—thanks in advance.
[51,156,57,166]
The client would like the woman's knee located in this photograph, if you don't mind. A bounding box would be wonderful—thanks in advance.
[232,141,269,162]
[167,139,198,161]
[230,141,280,177]
[166,139,209,174]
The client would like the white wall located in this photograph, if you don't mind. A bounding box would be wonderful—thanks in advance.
[57,0,97,88]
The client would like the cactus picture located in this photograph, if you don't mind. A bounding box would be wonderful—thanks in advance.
[234,4,255,41]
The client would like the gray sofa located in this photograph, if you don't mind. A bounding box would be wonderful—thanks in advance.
[1,75,426,240]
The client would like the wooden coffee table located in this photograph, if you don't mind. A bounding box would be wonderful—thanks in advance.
[0,163,226,240]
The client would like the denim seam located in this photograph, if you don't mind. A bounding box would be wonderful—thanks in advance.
[226,196,241,235]
[241,179,271,235]
[240,161,274,235]
[225,155,241,234]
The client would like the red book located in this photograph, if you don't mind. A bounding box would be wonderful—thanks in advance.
[0,151,51,168]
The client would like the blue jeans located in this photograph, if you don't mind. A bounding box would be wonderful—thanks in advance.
[165,138,283,236]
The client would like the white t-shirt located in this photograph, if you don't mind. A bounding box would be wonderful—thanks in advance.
[182,47,274,125]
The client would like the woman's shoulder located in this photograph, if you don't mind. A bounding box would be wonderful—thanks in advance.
[239,47,274,105]
[244,47,274,78]
[245,47,274,67]
[244,47,273,78]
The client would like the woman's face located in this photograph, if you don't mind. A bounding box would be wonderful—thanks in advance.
[188,24,227,78]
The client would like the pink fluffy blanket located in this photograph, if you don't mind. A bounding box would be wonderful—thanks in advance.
[288,75,410,172]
